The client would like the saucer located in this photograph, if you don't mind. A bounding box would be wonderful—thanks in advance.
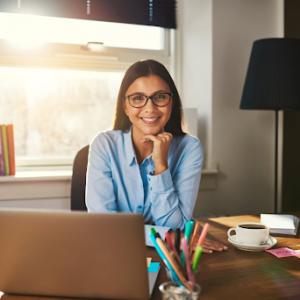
[228,235,277,252]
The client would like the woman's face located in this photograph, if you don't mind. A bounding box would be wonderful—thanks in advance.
[123,75,173,137]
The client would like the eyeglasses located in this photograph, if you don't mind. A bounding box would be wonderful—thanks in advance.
[125,92,173,108]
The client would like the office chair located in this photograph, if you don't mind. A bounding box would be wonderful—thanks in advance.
[70,145,89,211]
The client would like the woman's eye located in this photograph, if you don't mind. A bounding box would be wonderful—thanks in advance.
[132,96,144,101]
[154,94,166,100]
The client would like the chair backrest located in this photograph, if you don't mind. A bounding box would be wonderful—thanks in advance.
[70,145,89,211]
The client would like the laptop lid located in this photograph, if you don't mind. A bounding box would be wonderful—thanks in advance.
[0,209,150,300]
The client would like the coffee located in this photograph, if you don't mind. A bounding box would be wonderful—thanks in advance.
[240,225,266,230]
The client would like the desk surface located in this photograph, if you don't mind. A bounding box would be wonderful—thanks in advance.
[151,214,300,300]
[1,214,300,300]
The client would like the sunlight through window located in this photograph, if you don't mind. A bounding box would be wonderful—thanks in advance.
[0,12,163,50]
[0,67,124,158]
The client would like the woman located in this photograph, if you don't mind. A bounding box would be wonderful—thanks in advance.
[86,59,226,253]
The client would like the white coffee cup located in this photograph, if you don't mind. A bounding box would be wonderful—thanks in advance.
[227,222,269,246]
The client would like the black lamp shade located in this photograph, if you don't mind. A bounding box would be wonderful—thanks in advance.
[240,38,300,111]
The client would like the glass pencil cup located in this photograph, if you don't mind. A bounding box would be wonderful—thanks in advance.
[159,281,201,300]
[165,265,201,285]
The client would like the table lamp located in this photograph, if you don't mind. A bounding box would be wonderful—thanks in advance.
[240,38,300,213]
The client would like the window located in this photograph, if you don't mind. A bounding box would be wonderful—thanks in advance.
[0,12,172,166]
[0,12,163,50]
[0,67,124,160]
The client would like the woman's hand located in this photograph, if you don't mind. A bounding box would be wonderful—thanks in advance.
[141,131,173,175]
[201,238,228,254]
[170,232,228,254]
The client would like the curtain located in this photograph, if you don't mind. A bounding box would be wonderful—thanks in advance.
[0,0,176,29]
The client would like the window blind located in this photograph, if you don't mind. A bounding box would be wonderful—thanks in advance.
[0,0,176,29]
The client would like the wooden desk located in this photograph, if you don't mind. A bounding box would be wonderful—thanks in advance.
[1,214,299,300]
[150,214,300,300]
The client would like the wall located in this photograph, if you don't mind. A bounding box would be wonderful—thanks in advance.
[180,0,212,163]
[180,0,284,216]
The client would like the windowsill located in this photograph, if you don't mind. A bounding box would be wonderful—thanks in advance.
[0,169,72,182]
[0,165,218,182]
[0,163,218,201]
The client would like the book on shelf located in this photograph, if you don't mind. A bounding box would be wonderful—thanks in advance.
[0,123,16,176]
[7,124,16,175]
[0,127,5,176]
[1,124,10,176]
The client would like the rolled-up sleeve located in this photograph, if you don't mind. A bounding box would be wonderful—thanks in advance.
[85,134,117,212]
[148,138,203,231]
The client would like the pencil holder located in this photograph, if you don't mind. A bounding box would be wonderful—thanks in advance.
[159,281,201,300]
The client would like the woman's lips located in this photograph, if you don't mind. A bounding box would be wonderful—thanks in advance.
[141,117,160,124]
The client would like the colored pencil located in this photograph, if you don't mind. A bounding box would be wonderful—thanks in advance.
[182,237,195,285]
[192,223,210,261]
[189,221,200,250]
[156,238,193,291]
[165,231,181,262]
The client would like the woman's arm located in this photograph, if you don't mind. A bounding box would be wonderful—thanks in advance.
[146,137,203,230]
[85,134,117,212]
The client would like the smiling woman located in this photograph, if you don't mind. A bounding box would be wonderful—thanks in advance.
[86,59,203,231]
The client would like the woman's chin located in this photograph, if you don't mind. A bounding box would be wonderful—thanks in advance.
[143,128,161,136]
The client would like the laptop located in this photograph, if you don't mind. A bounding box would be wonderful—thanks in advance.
[0,209,158,300]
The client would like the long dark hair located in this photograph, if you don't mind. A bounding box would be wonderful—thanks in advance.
[112,59,186,136]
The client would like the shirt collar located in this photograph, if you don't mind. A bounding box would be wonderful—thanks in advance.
[124,126,155,166]
[124,126,136,166]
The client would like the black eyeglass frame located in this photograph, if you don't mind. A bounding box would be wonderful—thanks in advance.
[125,92,173,108]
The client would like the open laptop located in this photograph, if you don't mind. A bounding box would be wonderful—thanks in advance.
[0,209,158,300]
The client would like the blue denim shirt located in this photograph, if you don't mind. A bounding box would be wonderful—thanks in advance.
[86,127,203,230]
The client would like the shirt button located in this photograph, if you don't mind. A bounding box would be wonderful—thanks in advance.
[148,178,151,181]
[150,187,152,190]
[138,205,142,209]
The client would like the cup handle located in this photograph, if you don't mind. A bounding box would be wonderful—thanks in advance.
[227,228,236,239]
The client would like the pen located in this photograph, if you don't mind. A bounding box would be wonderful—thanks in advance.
[149,233,182,285]
[175,228,181,255]
[182,237,195,285]
[192,223,210,261]
[192,246,203,273]
[170,251,185,274]
[185,221,194,242]
[189,221,200,250]
[150,228,156,236]
[165,231,181,262]
[181,221,194,266]
[156,238,193,292]
[155,232,162,239]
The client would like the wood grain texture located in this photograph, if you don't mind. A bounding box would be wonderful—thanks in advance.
[151,214,300,300]
[1,214,299,300]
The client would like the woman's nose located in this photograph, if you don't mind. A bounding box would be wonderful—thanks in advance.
[143,98,157,112]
